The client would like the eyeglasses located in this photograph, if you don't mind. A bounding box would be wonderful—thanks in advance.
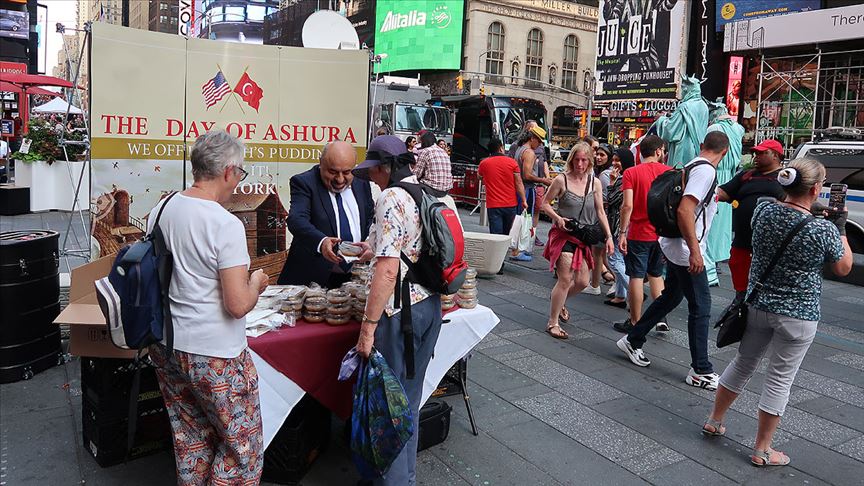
[233,165,249,182]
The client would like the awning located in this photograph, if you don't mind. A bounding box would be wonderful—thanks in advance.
[33,97,82,114]
[0,72,74,88]
[0,81,60,97]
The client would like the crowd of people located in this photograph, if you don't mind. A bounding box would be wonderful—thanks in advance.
[141,117,852,484]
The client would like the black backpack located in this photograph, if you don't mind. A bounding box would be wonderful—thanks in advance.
[647,160,716,239]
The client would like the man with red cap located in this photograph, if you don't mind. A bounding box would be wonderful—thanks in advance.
[717,139,786,301]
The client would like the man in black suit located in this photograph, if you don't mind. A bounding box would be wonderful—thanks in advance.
[278,141,374,288]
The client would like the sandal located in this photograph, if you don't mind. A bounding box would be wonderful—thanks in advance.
[603,299,627,309]
[559,307,570,323]
[546,324,569,340]
[602,271,615,284]
[751,448,790,467]
[701,418,725,437]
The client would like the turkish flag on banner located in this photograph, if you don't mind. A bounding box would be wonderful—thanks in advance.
[233,72,264,111]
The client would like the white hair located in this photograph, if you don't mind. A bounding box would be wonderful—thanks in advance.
[190,130,245,181]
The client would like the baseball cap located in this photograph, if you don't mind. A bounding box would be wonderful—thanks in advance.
[752,139,783,155]
[529,126,547,140]
[353,135,412,179]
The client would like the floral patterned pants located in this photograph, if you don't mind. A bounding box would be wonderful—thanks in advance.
[149,344,264,486]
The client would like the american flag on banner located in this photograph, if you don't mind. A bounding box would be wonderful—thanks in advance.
[202,71,231,109]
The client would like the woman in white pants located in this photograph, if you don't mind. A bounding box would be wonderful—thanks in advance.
[702,158,852,466]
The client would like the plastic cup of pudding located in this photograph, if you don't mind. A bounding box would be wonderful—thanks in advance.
[465,268,477,280]
[325,313,351,326]
[457,288,478,300]
[303,311,325,323]
[304,296,328,312]
[327,288,350,305]
[457,297,478,309]
[460,279,477,289]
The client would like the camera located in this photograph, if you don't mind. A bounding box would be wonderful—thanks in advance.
[563,218,577,232]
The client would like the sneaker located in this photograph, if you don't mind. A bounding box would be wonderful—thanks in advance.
[510,251,533,262]
[655,321,670,332]
[617,336,650,367]
[686,369,719,390]
[612,318,633,333]
[535,237,546,247]
[581,284,601,295]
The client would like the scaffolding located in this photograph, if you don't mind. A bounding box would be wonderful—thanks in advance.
[756,49,864,157]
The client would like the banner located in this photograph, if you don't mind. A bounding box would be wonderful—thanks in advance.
[716,0,819,32]
[90,23,369,264]
[724,4,863,52]
[374,0,464,72]
[595,0,689,101]
[725,56,743,117]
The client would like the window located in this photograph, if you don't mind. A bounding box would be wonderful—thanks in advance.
[485,22,505,81]
[525,29,543,86]
[160,2,168,10]
[562,34,579,91]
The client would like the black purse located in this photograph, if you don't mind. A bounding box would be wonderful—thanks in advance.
[564,175,605,245]
[714,212,813,348]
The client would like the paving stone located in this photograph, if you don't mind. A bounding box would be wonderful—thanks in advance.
[618,447,686,476]
[779,407,861,448]
[1,406,84,486]
[834,435,864,463]
[0,363,72,416]
[509,333,612,374]
[825,351,864,371]
[494,382,554,403]
[642,459,738,486]
[807,403,864,434]
[489,419,647,485]
[817,323,864,345]
[444,383,536,433]
[504,355,624,405]
[415,452,472,485]
[486,348,535,363]
[477,341,528,358]
[467,353,539,394]
[428,425,560,486]
[474,333,511,351]
[513,392,660,463]
[778,438,864,486]
[793,369,864,407]
[497,328,539,339]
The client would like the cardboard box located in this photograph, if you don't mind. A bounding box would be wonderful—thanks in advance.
[54,256,136,359]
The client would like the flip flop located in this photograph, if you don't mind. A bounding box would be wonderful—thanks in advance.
[559,307,570,323]
[546,324,569,340]
[602,271,615,284]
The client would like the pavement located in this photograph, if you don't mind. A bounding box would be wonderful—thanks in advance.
[2,209,864,485]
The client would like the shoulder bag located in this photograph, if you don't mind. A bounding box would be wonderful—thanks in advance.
[564,174,605,245]
[714,209,813,348]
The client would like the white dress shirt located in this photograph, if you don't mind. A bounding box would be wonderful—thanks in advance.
[316,185,362,253]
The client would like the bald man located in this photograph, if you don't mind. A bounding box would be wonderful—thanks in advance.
[278,141,375,288]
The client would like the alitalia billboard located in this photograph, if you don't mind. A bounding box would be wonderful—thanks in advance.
[374,0,465,72]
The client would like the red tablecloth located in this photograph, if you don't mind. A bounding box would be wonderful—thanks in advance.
[248,320,360,420]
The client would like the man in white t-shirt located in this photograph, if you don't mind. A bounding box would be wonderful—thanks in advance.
[146,130,268,485]
[617,131,730,391]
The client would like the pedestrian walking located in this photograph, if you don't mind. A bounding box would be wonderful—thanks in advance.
[613,137,670,332]
[717,139,786,301]
[703,158,852,466]
[541,142,614,339]
[616,131,730,390]
[510,125,553,261]
[352,135,444,485]
[478,139,527,236]
[147,130,267,485]
[603,147,635,308]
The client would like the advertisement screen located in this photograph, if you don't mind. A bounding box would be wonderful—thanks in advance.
[374,0,464,72]
[725,56,743,118]
[595,0,688,100]
[0,9,28,39]
[716,1,819,32]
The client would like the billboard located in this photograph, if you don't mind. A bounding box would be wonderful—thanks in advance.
[0,9,28,39]
[595,0,689,101]
[724,4,864,52]
[374,0,464,72]
[89,23,369,264]
[725,56,743,118]
[716,1,819,32]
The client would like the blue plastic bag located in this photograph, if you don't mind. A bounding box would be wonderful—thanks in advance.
[339,348,414,479]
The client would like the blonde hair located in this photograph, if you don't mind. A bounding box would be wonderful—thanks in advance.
[777,158,825,198]
[566,142,594,174]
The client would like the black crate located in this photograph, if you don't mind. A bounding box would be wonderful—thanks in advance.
[82,396,173,467]
[262,395,331,485]
[80,357,163,416]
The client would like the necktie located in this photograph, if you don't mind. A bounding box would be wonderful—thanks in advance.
[335,192,354,243]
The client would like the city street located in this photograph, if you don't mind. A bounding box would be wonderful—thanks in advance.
[2,209,863,485]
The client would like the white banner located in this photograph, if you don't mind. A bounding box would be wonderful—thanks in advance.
[724,4,864,52]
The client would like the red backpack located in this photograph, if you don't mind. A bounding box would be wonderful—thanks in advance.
[391,181,468,378]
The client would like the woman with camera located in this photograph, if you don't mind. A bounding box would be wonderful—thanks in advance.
[540,142,615,339]
[703,158,852,466]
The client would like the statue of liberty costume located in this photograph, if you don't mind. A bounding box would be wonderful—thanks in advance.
[653,76,709,169]
[703,102,746,286]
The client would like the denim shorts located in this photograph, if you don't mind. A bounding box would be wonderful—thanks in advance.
[625,239,665,278]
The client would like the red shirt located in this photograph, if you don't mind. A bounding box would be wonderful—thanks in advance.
[621,162,671,241]
[478,155,521,208]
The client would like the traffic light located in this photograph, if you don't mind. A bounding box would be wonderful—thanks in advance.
[456,74,463,90]
[479,85,486,95]
[580,111,587,127]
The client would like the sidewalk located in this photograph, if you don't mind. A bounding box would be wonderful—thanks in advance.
[1,209,863,485]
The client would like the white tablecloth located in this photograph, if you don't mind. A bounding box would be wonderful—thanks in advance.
[250,305,500,449]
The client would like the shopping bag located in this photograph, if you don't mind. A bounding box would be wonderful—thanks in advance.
[339,348,414,479]
[509,210,533,252]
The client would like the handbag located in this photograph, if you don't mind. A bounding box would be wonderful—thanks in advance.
[714,212,813,347]
[564,174,605,245]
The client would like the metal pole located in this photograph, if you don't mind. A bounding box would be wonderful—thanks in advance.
[811,49,821,143]
[756,53,765,145]
[586,76,595,135]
